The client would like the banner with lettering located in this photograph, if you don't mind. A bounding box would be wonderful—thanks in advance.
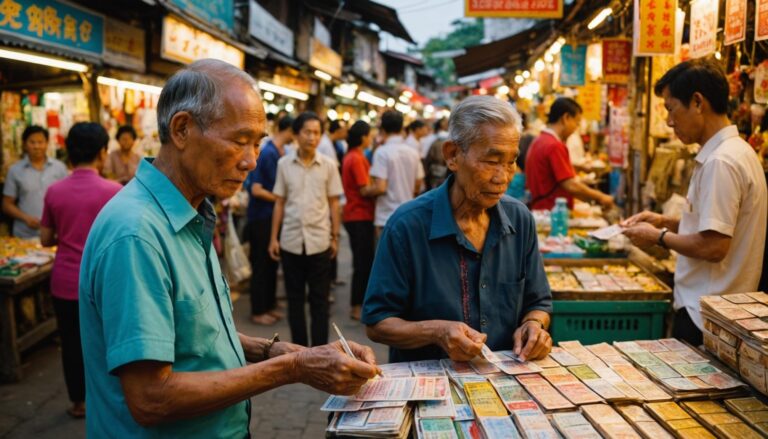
[757,0,768,41]
[633,0,677,56]
[689,0,718,58]
[602,39,631,84]
[724,0,747,45]
[560,44,586,87]
[464,0,563,18]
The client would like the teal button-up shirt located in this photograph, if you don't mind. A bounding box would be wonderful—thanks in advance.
[362,175,552,363]
[80,159,249,438]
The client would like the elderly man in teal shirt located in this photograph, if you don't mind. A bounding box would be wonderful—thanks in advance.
[79,59,379,438]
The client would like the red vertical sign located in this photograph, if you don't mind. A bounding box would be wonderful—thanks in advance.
[724,0,747,45]
[602,39,632,84]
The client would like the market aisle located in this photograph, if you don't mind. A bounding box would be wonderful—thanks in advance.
[0,232,389,439]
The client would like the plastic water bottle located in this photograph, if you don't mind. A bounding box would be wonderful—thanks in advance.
[550,198,570,237]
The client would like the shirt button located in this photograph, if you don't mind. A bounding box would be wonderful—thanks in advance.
[481,282,487,289]
[481,319,487,326]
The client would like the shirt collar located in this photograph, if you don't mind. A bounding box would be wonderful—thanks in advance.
[290,151,322,166]
[133,158,205,233]
[384,135,405,146]
[541,128,562,143]
[695,125,739,164]
[429,175,517,241]
[21,156,53,167]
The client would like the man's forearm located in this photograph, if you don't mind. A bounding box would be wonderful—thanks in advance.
[329,198,341,238]
[663,231,729,263]
[2,200,29,222]
[662,216,680,233]
[124,356,298,426]
[270,199,284,242]
[251,185,277,203]
[366,317,443,350]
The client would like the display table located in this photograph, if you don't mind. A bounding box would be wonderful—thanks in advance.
[0,263,55,382]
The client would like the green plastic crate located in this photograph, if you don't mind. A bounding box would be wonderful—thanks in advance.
[550,300,671,345]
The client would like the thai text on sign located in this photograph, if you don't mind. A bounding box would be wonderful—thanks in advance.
[464,0,563,18]
[633,0,677,56]
[724,0,747,45]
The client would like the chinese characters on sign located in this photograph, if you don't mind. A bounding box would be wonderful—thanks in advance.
[602,39,631,84]
[560,44,586,87]
[169,0,233,34]
[464,0,563,19]
[104,18,145,72]
[576,82,602,122]
[0,0,103,56]
[161,15,244,69]
[609,107,630,167]
[633,0,677,56]
[689,0,718,58]
[724,0,747,45]
[757,0,768,42]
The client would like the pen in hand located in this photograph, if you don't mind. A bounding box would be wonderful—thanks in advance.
[332,322,383,377]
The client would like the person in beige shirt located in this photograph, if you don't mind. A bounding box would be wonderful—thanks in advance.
[623,59,767,346]
[104,125,142,185]
[269,112,343,347]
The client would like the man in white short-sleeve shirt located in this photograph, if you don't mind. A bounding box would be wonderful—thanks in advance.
[269,112,343,347]
[623,59,768,346]
[369,111,425,230]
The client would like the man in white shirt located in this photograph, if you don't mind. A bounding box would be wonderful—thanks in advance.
[421,118,449,159]
[623,59,768,346]
[369,111,425,234]
[269,112,344,347]
[317,119,347,167]
[405,120,429,154]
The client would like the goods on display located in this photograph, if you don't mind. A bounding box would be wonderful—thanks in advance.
[701,292,768,397]
[545,263,668,294]
[322,339,758,438]
[0,237,55,278]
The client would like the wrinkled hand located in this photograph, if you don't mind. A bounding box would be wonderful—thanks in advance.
[24,216,40,230]
[513,321,552,362]
[622,222,662,248]
[269,341,306,358]
[329,239,338,259]
[621,211,664,228]
[294,341,380,395]
[436,321,487,361]
[268,239,281,261]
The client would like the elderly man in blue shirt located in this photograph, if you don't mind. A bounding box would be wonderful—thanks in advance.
[79,59,379,438]
[363,95,553,363]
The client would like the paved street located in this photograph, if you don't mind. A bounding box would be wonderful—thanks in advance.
[0,233,389,439]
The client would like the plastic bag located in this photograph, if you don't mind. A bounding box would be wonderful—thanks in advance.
[223,211,251,285]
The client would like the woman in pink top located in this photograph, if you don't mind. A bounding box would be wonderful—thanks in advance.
[40,122,122,418]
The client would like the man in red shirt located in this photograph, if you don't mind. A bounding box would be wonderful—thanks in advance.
[525,98,614,211]
[341,121,378,320]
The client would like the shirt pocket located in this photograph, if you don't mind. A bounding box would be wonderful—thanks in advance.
[497,280,524,318]
[173,290,221,358]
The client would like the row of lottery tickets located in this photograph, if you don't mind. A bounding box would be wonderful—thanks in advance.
[323,338,762,438]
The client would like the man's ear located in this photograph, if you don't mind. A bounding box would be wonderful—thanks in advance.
[691,92,705,112]
[169,111,194,151]
[443,140,461,172]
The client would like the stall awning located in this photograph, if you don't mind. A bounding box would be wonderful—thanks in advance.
[305,0,415,44]
[453,24,552,78]
[381,51,424,67]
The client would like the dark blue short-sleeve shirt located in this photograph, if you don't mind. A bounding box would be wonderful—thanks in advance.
[361,175,552,363]
[245,140,281,221]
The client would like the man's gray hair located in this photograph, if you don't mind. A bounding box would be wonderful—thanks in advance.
[449,96,522,152]
[157,59,259,144]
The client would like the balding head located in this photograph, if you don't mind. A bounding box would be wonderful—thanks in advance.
[157,59,260,144]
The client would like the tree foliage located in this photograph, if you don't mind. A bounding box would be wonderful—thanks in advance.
[417,18,484,86]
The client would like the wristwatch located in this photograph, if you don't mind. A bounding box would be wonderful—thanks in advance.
[658,227,670,249]
[522,318,546,330]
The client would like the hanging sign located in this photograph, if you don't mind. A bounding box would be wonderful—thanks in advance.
[633,0,677,56]
[755,62,768,104]
[161,15,244,68]
[169,0,233,34]
[309,38,342,78]
[104,18,145,72]
[559,44,586,87]
[757,0,768,41]
[0,0,104,57]
[608,107,630,167]
[602,39,631,84]
[464,0,563,18]
[576,82,602,122]
[689,0,718,58]
[724,0,747,45]
[248,0,293,57]
[650,55,677,137]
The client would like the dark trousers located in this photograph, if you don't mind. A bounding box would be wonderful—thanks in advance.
[673,308,703,347]
[248,219,278,315]
[52,297,85,403]
[281,249,331,347]
[344,221,375,306]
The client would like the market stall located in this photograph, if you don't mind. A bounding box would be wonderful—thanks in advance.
[0,237,55,382]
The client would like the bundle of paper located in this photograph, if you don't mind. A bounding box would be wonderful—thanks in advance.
[418,399,457,419]
[551,411,602,439]
[488,375,536,413]
[463,381,508,417]
[567,364,631,402]
[411,360,448,377]
[353,377,451,401]
[644,401,716,439]
[724,397,768,436]
[414,416,458,439]
[453,419,483,439]
[379,362,414,378]
[580,403,642,438]
[441,359,476,378]
[511,408,559,439]
[328,404,414,439]
[613,339,744,399]
[701,292,768,349]
[515,374,575,411]
[680,400,763,439]
[559,341,610,370]
[539,367,603,405]
[614,404,673,439]
[477,416,522,439]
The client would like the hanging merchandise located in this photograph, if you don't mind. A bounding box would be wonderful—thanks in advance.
[724,0,747,45]
[560,44,586,87]
[689,0,719,59]
[633,0,678,56]
[754,62,768,104]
